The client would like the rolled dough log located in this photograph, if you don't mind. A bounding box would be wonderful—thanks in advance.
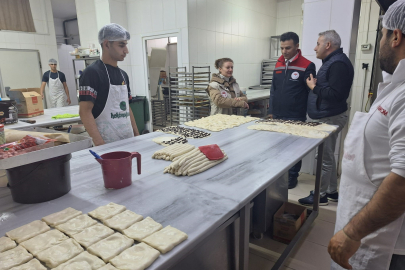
[248,124,329,139]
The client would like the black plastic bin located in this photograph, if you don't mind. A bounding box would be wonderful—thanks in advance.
[7,154,72,204]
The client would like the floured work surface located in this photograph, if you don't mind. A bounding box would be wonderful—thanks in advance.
[184,114,258,131]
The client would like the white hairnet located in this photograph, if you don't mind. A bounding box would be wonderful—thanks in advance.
[383,0,405,34]
[98,23,130,45]
[48,58,57,64]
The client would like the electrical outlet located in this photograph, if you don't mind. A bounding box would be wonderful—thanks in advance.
[361,44,372,51]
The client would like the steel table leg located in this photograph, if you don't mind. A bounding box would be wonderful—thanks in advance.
[239,203,251,270]
[270,142,325,270]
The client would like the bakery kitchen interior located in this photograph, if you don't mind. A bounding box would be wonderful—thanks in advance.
[0,0,397,269]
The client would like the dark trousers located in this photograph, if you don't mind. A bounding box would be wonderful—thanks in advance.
[390,254,405,270]
[273,115,306,179]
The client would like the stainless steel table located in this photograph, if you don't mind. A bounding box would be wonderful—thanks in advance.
[0,121,327,270]
[6,105,80,130]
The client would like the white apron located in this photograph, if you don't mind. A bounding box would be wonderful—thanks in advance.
[94,63,134,144]
[48,71,66,108]
[332,83,405,270]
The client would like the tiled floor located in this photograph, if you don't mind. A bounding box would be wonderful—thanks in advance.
[248,173,338,270]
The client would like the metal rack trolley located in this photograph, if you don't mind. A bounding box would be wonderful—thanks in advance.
[168,66,211,125]
[260,59,278,87]
[72,57,99,92]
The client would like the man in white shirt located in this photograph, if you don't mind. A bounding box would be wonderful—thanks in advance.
[328,1,405,269]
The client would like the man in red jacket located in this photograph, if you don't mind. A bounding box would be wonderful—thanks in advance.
[268,32,316,189]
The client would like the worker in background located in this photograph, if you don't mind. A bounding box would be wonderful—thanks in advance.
[79,23,139,146]
[329,2,405,269]
[40,58,71,108]
[267,32,316,189]
[299,30,354,206]
[206,58,249,115]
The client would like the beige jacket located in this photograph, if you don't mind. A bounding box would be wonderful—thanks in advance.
[206,73,247,115]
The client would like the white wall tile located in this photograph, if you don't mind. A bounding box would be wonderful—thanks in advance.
[215,1,224,33]
[3,32,20,43]
[140,0,153,33]
[277,0,291,18]
[206,31,216,64]
[197,0,207,30]
[163,0,176,30]
[198,29,208,63]
[289,0,303,16]
[231,5,239,36]
[223,2,232,34]
[188,28,199,63]
[5,43,21,49]
[215,32,224,60]
[187,0,198,28]
[176,0,188,28]
[231,35,239,62]
[151,0,164,32]
[127,0,142,34]
[34,34,47,45]
[181,27,189,64]
[276,17,290,35]
[206,0,216,32]
[223,33,232,57]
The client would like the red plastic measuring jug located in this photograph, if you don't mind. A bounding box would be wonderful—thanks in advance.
[96,151,141,189]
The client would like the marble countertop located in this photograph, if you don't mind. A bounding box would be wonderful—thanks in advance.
[6,105,80,130]
[0,121,324,269]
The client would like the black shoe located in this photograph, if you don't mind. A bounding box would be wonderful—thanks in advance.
[288,176,298,189]
[326,192,339,202]
[298,191,329,206]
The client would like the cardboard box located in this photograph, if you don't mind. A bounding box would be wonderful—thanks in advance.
[273,202,307,244]
[8,88,44,118]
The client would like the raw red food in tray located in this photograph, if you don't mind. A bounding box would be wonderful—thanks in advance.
[198,144,224,160]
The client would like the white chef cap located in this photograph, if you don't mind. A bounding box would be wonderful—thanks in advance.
[48,58,57,64]
[98,23,130,45]
[382,0,405,34]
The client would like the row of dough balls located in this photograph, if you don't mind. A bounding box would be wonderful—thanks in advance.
[0,203,188,270]
[184,114,258,132]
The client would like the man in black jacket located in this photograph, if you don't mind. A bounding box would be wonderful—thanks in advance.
[268,32,316,189]
[299,30,354,206]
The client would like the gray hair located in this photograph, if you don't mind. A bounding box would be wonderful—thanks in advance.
[318,30,341,48]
